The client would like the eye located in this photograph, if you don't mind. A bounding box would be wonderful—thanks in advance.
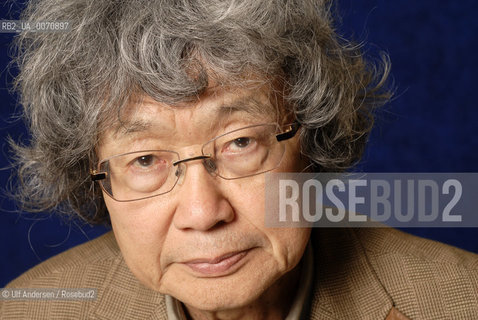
[131,154,169,171]
[222,136,257,155]
[135,155,155,167]
[233,137,251,148]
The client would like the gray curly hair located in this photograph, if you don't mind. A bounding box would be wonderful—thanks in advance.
[10,0,391,224]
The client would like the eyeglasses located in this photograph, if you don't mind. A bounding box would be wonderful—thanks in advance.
[91,122,300,202]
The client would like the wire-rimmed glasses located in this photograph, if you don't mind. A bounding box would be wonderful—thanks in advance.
[91,122,300,202]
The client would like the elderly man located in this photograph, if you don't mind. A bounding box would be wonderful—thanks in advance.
[2,0,477,319]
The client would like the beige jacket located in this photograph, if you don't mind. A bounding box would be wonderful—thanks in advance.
[1,228,477,319]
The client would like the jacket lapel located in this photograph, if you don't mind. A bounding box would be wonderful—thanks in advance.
[385,307,411,320]
[308,229,408,319]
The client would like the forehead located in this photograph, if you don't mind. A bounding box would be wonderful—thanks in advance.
[97,84,283,156]
[115,84,280,133]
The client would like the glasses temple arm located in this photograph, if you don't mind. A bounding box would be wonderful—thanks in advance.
[276,122,301,142]
[90,170,107,181]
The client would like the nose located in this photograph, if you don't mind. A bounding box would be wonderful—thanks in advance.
[172,159,235,231]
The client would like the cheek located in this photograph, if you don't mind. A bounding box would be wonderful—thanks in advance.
[107,198,166,243]
[105,196,172,289]
[281,137,306,171]
[267,228,311,270]
[226,178,310,270]
[227,176,265,213]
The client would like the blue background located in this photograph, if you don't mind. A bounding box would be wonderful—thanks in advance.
[1,0,477,286]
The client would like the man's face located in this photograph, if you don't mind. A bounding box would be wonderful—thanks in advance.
[98,84,311,312]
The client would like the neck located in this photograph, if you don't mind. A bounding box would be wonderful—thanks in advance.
[184,262,303,320]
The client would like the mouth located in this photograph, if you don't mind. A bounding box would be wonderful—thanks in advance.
[182,249,251,277]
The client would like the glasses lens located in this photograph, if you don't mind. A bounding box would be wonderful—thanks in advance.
[98,150,180,201]
[203,123,286,179]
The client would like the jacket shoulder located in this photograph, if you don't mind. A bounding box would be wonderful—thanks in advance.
[310,228,478,319]
[355,228,478,268]
[6,231,120,288]
[356,228,478,319]
[1,231,168,319]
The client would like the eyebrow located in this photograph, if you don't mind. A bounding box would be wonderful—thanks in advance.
[116,119,153,136]
[113,94,277,139]
[216,95,276,120]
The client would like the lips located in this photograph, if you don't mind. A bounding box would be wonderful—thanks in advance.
[182,249,250,276]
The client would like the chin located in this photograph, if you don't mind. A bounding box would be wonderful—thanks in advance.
[182,284,267,312]
[164,267,281,312]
